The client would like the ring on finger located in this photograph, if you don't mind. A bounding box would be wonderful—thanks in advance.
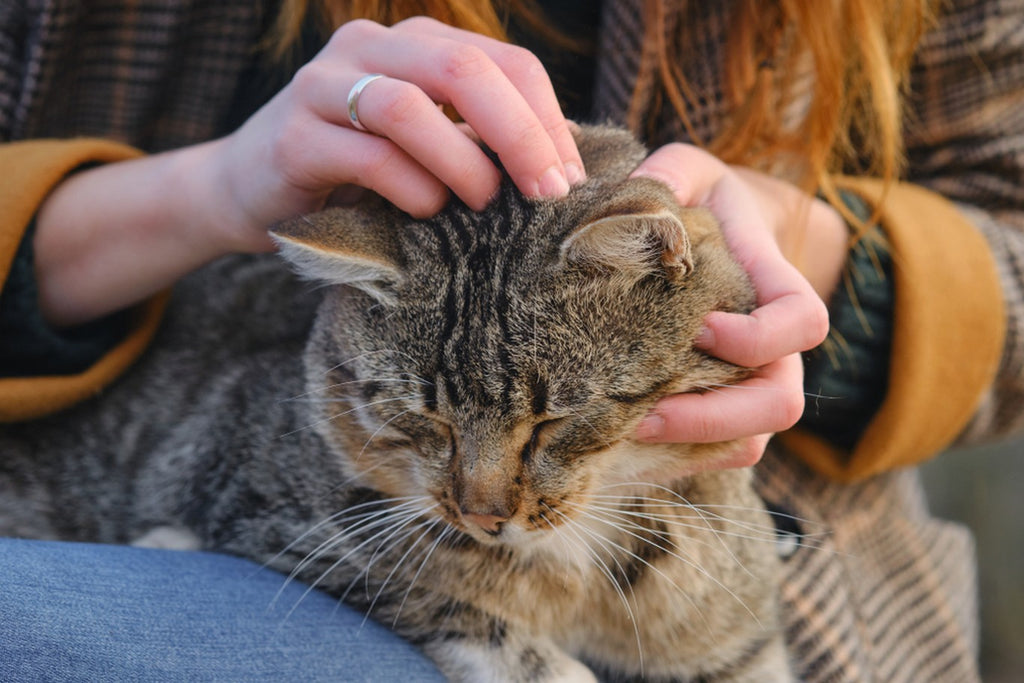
[347,74,385,133]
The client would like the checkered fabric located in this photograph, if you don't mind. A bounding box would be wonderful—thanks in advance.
[0,0,263,149]
[595,1,1022,679]
[4,0,1022,680]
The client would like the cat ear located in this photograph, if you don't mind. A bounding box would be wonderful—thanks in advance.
[271,207,404,305]
[560,179,696,283]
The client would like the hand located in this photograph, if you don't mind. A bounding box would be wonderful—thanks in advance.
[629,144,845,471]
[211,16,584,249]
[33,17,583,327]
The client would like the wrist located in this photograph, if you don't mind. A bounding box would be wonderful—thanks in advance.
[32,144,263,327]
[781,197,848,304]
[171,138,276,256]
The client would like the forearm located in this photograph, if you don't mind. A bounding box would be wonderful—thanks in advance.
[33,140,274,327]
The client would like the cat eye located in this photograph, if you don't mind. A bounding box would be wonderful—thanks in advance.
[521,419,562,464]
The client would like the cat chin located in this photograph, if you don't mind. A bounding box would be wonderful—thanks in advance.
[452,517,584,562]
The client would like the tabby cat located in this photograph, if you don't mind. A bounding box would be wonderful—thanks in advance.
[0,125,791,681]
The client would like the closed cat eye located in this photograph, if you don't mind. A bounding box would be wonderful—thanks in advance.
[521,419,563,464]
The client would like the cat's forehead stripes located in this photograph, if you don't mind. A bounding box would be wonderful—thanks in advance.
[420,189,547,417]
[530,375,548,415]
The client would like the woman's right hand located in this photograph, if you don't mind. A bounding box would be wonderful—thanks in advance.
[211,16,585,252]
[33,17,583,326]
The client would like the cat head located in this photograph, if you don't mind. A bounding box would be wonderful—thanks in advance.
[272,125,755,548]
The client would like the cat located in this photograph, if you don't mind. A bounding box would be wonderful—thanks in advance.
[0,125,791,682]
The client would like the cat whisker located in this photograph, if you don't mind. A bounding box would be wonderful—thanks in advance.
[578,500,761,583]
[579,503,719,552]
[354,515,445,623]
[366,515,445,594]
[595,484,775,576]
[693,382,840,402]
[280,377,432,405]
[284,501,433,619]
[322,348,421,376]
[585,501,810,549]
[319,461,389,499]
[360,512,440,593]
[278,394,420,438]
[563,500,761,631]
[265,495,428,573]
[540,505,645,673]
[551,402,614,450]
[357,408,417,460]
[392,524,459,627]
[270,497,432,609]
[594,485,831,552]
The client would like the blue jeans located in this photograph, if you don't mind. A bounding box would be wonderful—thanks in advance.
[0,538,445,681]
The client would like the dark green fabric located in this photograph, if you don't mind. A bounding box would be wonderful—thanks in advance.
[0,219,131,378]
[799,191,895,452]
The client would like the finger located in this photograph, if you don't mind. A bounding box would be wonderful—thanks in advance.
[632,145,829,366]
[634,353,806,444]
[303,68,502,211]
[630,142,728,207]
[727,434,773,468]
[340,19,574,198]
[700,299,829,369]
[276,118,449,217]
[394,18,585,186]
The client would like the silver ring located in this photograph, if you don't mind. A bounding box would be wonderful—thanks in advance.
[347,74,384,132]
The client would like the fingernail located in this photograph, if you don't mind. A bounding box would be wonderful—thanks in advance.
[536,166,570,198]
[695,326,714,349]
[565,161,586,186]
[635,413,665,441]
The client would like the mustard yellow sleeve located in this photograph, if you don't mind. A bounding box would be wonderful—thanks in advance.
[780,178,1005,481]
[0,139,168,422]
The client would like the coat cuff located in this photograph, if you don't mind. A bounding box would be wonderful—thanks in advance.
[780,178,1005,481]
[0,138,167,422]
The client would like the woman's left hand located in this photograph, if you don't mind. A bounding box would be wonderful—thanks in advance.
[630,143,847,471]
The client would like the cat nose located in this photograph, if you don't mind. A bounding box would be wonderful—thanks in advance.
[460,509,509,535]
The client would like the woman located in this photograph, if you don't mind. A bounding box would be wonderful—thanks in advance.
[1,1,1018,679]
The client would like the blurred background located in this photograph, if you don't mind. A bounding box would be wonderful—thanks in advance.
[919,436,1024,682]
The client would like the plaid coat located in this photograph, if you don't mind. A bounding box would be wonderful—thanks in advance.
[2,0,1022,680]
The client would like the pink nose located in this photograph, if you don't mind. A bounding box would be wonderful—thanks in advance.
[461,511,508,535]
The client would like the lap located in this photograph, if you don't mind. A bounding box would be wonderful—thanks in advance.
[0,538,444,682]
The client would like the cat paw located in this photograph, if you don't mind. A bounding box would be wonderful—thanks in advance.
[543,657,598,683]
[429,638,598,683]
[130,526,202,550]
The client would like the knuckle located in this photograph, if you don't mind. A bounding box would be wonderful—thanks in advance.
[373,81,427,127]
[351,142,399,186]
[289,61,328,99]
[408,189,449,219]
[733,440,764,468]
[495,43,545,80]
[329,18,379,47]
[808,301,831,347]
[684,411,721,444]
[394,15,440,32]
[778,390,806,428]
[441,44,494,81]
[504,118,542,150]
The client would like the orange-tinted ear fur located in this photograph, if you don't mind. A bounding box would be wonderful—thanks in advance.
[271,207,404,304]
[560,177,696,283]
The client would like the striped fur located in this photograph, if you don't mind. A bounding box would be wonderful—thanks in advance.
[3,0,1011,678]
[1,126,795,681]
